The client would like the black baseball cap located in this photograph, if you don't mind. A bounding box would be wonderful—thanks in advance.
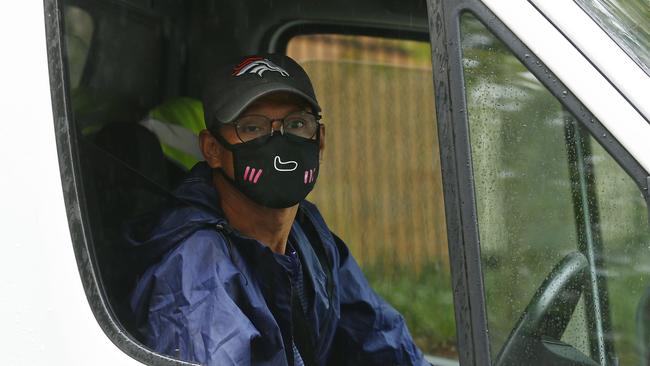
[202,54,321,130]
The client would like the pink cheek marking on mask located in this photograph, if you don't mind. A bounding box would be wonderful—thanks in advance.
[253,169,263,184]
[244,166,251,181]
[304,171,309,184]
[309,169,314,183]
[249,168,257,182]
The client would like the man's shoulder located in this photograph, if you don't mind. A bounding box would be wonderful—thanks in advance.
[161,227,232,268]
[132,228,235,301]
[129,226,242,330]
[132,226,233,292]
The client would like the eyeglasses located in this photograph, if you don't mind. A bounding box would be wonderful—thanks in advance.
[227,111,321,143]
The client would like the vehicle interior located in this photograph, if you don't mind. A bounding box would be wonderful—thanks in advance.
[61,0,457,363]
[58,0,650,365]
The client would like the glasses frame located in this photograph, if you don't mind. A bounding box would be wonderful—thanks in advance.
[229,111,322,143]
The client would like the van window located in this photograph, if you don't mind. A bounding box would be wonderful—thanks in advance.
[460,12,650,364]
[288,34,457,360]
[61,0,170,344]
[63,5,93,88]
[54,0,451,363]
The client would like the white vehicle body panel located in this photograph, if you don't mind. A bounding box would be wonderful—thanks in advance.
[1,0,647,364]
[532,0,650,121]
[0,2,141,365]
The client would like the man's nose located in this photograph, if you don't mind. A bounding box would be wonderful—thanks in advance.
[271,120,284,134]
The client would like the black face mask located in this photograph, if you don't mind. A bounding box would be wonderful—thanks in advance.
[214,132,320,208]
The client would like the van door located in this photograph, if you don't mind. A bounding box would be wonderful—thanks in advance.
[428,1,650,365]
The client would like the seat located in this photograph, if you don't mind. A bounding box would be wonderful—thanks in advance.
[76,95,205,340]
[80,122,183,340]
[139,97,206,171]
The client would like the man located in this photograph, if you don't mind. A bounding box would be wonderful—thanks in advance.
[128,54,428,366]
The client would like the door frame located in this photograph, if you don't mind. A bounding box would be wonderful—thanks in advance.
[426,0,650,364]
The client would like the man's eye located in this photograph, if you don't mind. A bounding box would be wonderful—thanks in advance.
[241,125,262,133]
[286,120,305,129]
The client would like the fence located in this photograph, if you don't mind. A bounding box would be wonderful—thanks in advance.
[288,34,448,273]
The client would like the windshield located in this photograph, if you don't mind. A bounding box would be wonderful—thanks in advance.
[575,0,650,76]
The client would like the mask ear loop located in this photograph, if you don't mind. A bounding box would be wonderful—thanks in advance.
[207,127,240,190]
[209,127,237,151]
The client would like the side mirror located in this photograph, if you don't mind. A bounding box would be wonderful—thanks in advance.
[495,252,598,366]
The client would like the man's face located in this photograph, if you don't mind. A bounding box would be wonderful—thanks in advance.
[200,92,325,179]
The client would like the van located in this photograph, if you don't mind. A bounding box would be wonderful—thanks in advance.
[2,0,649,365]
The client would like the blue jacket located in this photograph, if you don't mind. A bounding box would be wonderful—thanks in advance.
[128,162,428,366]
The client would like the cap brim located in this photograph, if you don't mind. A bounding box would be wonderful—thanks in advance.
[213,81,321,124]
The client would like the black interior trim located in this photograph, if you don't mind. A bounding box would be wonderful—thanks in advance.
[266,20,430,54]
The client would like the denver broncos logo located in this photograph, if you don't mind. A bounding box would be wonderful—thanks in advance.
[232,57,290,77]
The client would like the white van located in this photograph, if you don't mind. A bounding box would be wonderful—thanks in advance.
[2,0,649,365]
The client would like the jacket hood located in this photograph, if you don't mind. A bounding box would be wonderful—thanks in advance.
[124,162,227,268]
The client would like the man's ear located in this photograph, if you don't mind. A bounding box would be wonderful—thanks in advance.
[199,129,223,168]
[319,124,325,162]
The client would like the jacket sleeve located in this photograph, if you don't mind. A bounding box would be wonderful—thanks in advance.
[134,230,260,366]
[329,232,430,366]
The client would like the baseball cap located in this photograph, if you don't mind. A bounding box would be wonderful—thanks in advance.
[202,54,321,130]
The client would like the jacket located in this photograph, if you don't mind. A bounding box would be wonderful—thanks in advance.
[128,162,428,366]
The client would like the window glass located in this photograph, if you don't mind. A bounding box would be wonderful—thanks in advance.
[288,35,457,359]
[460,12,587,357]
[86,12,164,114]
[63,5,94,89]
[591,139,650,365]
[63,3,165,135]
[575,0,650,76]
[61,0,169,342]
[461,12,650,364]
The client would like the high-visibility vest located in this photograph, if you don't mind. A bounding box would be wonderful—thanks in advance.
[140,97,206,170]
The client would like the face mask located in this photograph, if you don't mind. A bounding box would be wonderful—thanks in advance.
[216,132,320,208]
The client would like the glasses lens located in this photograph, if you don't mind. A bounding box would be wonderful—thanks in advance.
[235,116,271,142]
[283,113,318,139]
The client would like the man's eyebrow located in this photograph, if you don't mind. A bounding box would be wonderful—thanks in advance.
[240,109,308,118]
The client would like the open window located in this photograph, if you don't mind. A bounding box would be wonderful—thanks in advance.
[47,0,459,364]
[286,34,456,360]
